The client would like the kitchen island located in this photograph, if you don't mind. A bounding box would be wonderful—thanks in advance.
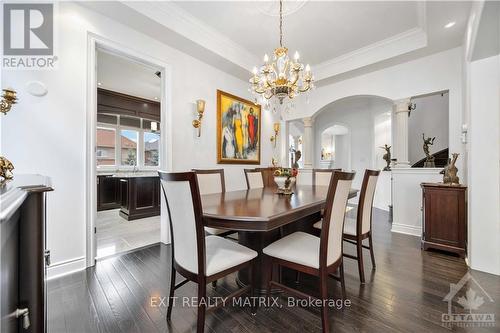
[97,172,160,221]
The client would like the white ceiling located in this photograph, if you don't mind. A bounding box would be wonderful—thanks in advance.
[97,50,161,101]
[173,1,419,65]
[83,1,472,82]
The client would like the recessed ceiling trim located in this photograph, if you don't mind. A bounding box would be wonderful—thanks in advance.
[314,27,428,82]
[122,1,258,73]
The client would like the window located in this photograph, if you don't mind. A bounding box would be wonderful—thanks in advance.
[120,129,138,166]
[144,132,160,166]
[96,115,161,169]
[96,127,116,166]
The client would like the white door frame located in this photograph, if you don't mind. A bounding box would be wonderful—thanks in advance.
[86,33,173,267]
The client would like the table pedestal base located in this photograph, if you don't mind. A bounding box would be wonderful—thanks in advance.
[236,212,321,294]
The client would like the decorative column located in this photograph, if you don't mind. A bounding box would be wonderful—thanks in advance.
[393,98,411,167]
[302,117,314,168]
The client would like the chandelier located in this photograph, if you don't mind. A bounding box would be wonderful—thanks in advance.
[250,0,314,107]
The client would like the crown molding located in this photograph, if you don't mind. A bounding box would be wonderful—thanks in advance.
[122,1,259,74]
[313,27,428,82]
[121,1,429,83]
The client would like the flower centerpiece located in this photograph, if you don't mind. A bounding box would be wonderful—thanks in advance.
[273,167,298,195]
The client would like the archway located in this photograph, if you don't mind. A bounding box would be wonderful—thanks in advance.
[319,124,350,170]
[313,95,393,190]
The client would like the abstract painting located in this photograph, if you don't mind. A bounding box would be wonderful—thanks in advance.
[217,90,261,164]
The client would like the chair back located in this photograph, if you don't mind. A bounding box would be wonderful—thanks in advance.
[244,169,264,189]
[192,169,225,195]
[319,171,355,267]
[313,168,341,186]
[159,171,205,275]
[357,170,380,235]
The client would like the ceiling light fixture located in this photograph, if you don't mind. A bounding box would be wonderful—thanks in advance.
[97,82,102,86]
[444,21,456,29]
[250,0,313,111]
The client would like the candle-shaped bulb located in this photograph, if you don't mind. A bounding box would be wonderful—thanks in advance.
[264,54,269,63]
[252,66,258,75]
[305,64,311,72]
[294,51,300,61]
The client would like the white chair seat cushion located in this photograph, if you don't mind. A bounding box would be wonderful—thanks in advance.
[263,232,320,269]
[205,235,257,276]
[205,227,230,235]
[313,217,357,235]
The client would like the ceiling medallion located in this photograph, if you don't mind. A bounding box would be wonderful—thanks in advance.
[250,0,314,112]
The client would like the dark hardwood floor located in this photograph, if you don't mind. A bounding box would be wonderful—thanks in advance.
[48,209,500,332]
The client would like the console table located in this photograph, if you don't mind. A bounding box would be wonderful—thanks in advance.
[0,175,52,333]
[421,183,467,257]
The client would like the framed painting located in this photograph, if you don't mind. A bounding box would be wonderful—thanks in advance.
[217,90,261,164]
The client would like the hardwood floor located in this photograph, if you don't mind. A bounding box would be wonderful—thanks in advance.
[48,209,499,332]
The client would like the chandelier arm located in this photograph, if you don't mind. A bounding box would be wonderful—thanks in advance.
[253,87,267,94]
[297,84,312,93]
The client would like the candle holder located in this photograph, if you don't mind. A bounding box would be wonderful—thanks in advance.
[1,88,18,115]
[192,99,205,137]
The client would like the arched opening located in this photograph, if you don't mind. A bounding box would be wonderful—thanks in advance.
[313,95,393,192]
[319,124,350,169]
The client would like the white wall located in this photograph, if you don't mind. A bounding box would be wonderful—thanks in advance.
[408,93,449,164]
[467,55,500,275]
[391,168,443,236]
[288,47,464,179]
[373,112,392,170]
[0,3,275,278]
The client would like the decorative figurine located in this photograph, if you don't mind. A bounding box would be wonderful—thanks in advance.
[440,158,451,183]
[422,133,436,167]
[292,150,302,168]
[380,144,392,171]
[0,156,14,183]
[447,153,460,184]
[444,153,460,185]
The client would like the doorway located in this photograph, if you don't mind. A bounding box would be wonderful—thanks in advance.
[86,35,170,267]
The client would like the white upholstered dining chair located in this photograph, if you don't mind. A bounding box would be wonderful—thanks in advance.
[314,169,379,283]
[263,171,355,333]
[159,171,257,333]
[192,169,234,237]
[313,168,341,186]
[244,169,264,189]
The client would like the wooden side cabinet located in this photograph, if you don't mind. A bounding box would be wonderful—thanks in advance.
[421,183,467,257]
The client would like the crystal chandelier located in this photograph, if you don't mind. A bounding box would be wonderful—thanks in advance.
[250,0,314,108]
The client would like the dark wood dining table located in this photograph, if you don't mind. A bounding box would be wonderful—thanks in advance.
[201,185,358,292]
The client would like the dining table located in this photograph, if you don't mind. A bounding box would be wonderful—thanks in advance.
[201,185,358,293]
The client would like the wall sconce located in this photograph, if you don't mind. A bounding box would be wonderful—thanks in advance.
[192,99,205,137]
[270,122,280,148]
[1,88,18,115]
[150,121,158,132]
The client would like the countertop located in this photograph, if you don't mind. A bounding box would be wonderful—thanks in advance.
[97,171,159,178]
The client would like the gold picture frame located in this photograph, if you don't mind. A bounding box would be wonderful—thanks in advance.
[217,90,261,164]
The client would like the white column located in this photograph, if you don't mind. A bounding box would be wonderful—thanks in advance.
[393,98,411,167]
[302,117,314,168]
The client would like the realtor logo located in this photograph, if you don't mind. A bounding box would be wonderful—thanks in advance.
[2,2,57,69]
[442,272,495,328]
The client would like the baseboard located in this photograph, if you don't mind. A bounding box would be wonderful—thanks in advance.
[46,256,86,280]
[391,223,421,237]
